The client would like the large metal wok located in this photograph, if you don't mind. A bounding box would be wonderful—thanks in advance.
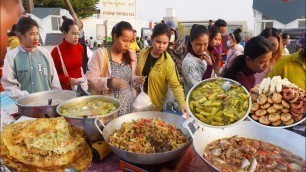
[95,111,192,164]
[182,120,306,171]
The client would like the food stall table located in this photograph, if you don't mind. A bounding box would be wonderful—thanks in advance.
[88,146,212,172]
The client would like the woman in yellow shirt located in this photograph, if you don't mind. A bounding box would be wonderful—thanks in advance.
[136,23,186,113]
[268,30,306,90]
[7,24,20,50]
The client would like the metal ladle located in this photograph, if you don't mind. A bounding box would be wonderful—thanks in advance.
[221,81,232,91]
[82,105,93,110]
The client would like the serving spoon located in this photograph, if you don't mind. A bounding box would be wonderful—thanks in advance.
[221,81,232,91]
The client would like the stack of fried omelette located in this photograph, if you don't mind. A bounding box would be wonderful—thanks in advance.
[0,117,92,171]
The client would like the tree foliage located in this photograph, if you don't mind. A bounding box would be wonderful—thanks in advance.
[34,0,99,19]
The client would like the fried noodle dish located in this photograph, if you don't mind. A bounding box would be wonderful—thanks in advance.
[204,136,306,172]
[109,118,188,153]
[0,117,92,172]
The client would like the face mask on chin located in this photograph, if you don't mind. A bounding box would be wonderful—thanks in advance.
[226,40,233,48]
[286,39,291,45]
[169,34,175,43]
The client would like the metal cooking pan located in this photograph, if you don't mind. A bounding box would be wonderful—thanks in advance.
[182,120,306,171]
[95,111,192,164]
[56,95,122,143]
[15,90,76,118]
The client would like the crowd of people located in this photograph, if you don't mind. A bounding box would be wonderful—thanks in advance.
[1,14,306,117]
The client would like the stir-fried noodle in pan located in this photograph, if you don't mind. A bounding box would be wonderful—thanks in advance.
[109,118,188,153]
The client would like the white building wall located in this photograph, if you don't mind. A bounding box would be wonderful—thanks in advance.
[254,10,262,36]
[59,9,72,19]
[82,18,106,41]
[284,20,299,28]
[253,10,300,35]
[82,18,149,41]
[28,9,71,44]
[273,21,285,29]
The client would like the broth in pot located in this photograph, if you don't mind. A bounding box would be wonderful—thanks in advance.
[204,136,305,172]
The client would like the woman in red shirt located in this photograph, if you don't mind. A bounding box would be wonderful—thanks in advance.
[208,26,223,75]
[51,17,84,90]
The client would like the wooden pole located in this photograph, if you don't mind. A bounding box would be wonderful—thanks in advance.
[63,0,83,28]
[26,0,34,13]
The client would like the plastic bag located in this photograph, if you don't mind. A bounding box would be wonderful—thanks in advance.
[73,77,90,96]
[132,85,152,111]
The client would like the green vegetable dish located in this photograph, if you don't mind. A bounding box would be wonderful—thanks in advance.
[60,100,117,118]
[189,79,249,126]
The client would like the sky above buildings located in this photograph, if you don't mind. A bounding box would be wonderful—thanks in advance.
[136,0,254,30]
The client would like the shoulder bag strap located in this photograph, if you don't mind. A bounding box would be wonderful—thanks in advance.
[101,48,110,77]
[57,46,69,77]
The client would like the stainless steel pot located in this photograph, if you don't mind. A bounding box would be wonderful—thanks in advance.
[15,90,76,118]
[182,120,306,171]
[186,77,252,128]
[95,111,193,164]
[56,95,122,143]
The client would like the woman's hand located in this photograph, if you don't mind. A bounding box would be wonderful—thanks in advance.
[69,78,82,87]
[181,107,190,119]
[137,76,147,85]
[135,76,146,85]
[111,78,129,90]
[201,52,213,65]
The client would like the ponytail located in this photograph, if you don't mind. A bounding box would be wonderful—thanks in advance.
[111,21,134,65]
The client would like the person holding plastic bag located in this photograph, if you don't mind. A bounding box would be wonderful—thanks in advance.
[132,84,152,111]
[86,21,144,116]
[51,17,87,92]
[136,23,187,114]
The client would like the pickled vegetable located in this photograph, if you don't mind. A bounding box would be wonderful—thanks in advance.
[189,79,249,126]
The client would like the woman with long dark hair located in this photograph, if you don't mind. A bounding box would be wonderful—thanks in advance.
[255,28,283,84]
[181,24,213,95]
[86,21,143,116]
[51,17,84,90]
[223,36,273,91]
[207,26,223,74]
[136,23,186,113]
[268,30,306,90]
